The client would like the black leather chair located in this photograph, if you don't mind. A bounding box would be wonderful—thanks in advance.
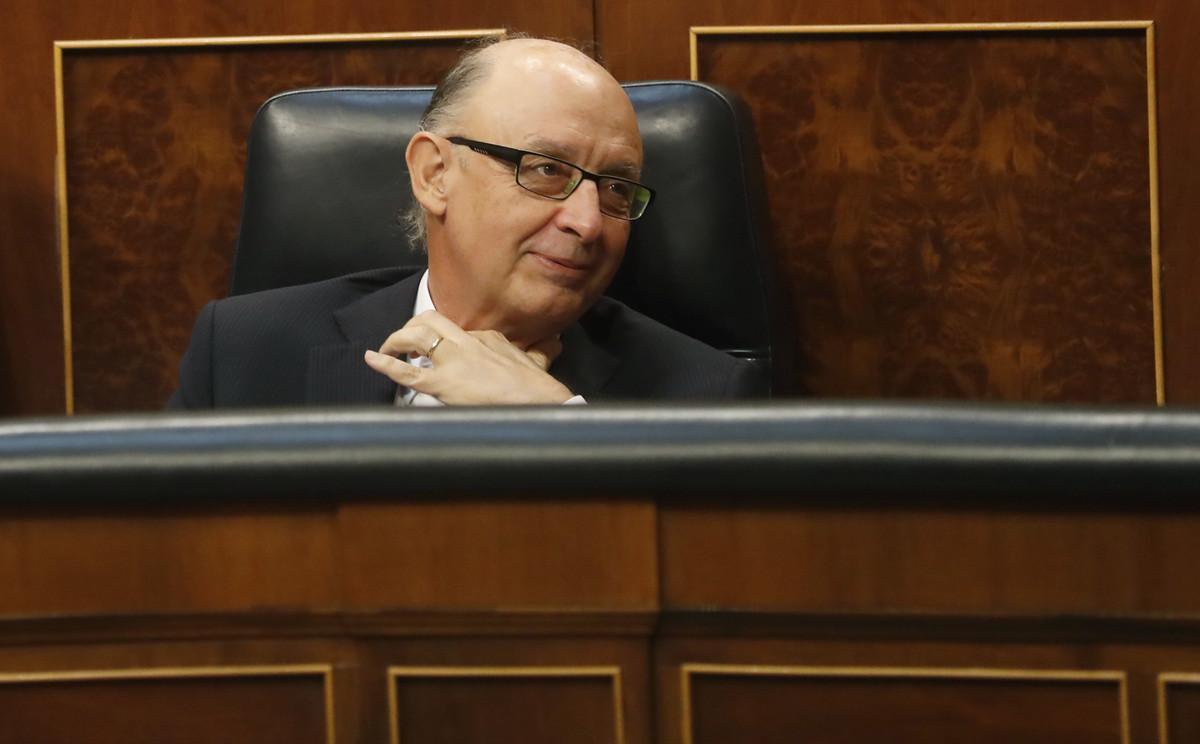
[231,82,790,394]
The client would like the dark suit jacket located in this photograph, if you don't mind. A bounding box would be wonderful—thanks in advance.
[169,267,762,408]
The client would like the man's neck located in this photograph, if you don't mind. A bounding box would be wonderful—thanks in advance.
[423,270,563,350]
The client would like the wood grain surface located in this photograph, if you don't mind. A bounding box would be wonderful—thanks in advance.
[697,29,1155,401]
[339,498,658,610]
[0,670,330,744]
[0,489,1196,742]
[392,673,619,744]
[1162,678,1200,744]
[655,638,1200,744]
[659,500,1200,614]
[0,501,338,615]
[685,669,1124,744]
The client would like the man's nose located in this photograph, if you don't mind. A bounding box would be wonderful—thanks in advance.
[554,180,604,242]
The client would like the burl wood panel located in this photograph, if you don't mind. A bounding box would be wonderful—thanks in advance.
[659,502,1200,614]
[684,670,1123,744]
[60,39,479,413]
[696,30,1154,401]
[392,673,619,744]
[1163,679,1200,744]
[0,671,328,744]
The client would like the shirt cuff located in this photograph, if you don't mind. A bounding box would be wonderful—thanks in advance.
[563,395,587,405]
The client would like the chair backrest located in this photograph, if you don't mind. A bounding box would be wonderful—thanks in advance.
[231,82,788,390]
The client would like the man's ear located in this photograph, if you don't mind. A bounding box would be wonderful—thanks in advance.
[406,132,451,217]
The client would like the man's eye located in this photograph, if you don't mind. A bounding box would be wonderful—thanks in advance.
[534,162,568,178]
[604,181,634,202]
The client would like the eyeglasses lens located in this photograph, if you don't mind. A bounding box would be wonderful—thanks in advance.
[516,154,649,220]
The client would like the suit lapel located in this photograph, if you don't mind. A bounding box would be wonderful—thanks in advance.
[552,320,619,400]
[305,269,424,405]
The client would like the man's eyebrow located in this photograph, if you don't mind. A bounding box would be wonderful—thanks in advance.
[524,137,642,180]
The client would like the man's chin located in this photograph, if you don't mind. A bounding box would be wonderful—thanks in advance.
[499,292,593,343]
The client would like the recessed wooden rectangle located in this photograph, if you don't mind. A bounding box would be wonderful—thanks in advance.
[389,666,623,744]
[1159,674,1200,744]
[0,665,332,744]
[683,665,1126,744]
[693,23,1159,403]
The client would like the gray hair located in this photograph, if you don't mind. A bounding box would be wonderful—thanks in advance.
[401,33,593,252]
[401,35,510,251]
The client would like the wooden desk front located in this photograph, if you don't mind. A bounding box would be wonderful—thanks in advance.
[2,405,1198,744]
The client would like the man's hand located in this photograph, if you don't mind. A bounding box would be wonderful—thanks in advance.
[363,310,573,405]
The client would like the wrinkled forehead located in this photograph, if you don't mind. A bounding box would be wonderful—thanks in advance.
[459,45,643,165]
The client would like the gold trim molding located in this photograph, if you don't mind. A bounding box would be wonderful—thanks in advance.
[680,663,1129,744]
[0,663,336,744]
[691,21,1164,405]
[1158,673,1200,744]
[387,665,625,744]
[51,28,504,415]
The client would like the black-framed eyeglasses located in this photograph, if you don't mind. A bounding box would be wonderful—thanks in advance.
[446,136,654,221]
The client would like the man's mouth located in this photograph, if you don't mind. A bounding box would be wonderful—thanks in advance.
[527,251,591,277]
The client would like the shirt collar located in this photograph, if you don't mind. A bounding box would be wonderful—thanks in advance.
[413,268,435,317]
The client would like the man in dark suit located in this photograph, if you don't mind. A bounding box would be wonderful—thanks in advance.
[170,37,758,408]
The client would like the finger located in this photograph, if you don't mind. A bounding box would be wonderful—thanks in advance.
[409,310,475,344]
[379,310,472,358]
[378,326,443,358]
[364,349,426,386]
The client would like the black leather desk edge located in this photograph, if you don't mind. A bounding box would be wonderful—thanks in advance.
[2,402,1200,499]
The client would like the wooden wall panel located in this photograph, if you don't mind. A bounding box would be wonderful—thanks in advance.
[0,666,331,744]
[367,638,652,744]
[1161,676,1200,744]
[681,666,1125,744]
[58,35,492,413]
[0,502,337,616]
[694,27,1156,402]
[389,668,622,744]
[655,638,1200,744]
[0,1,592,416]
[339,499,658,610]
[659,502,1200,615]
[597,0,1200,404]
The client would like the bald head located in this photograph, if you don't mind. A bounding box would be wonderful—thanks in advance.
[422,38,634,138]
[478,37,611,83]
[405,36,641,249]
